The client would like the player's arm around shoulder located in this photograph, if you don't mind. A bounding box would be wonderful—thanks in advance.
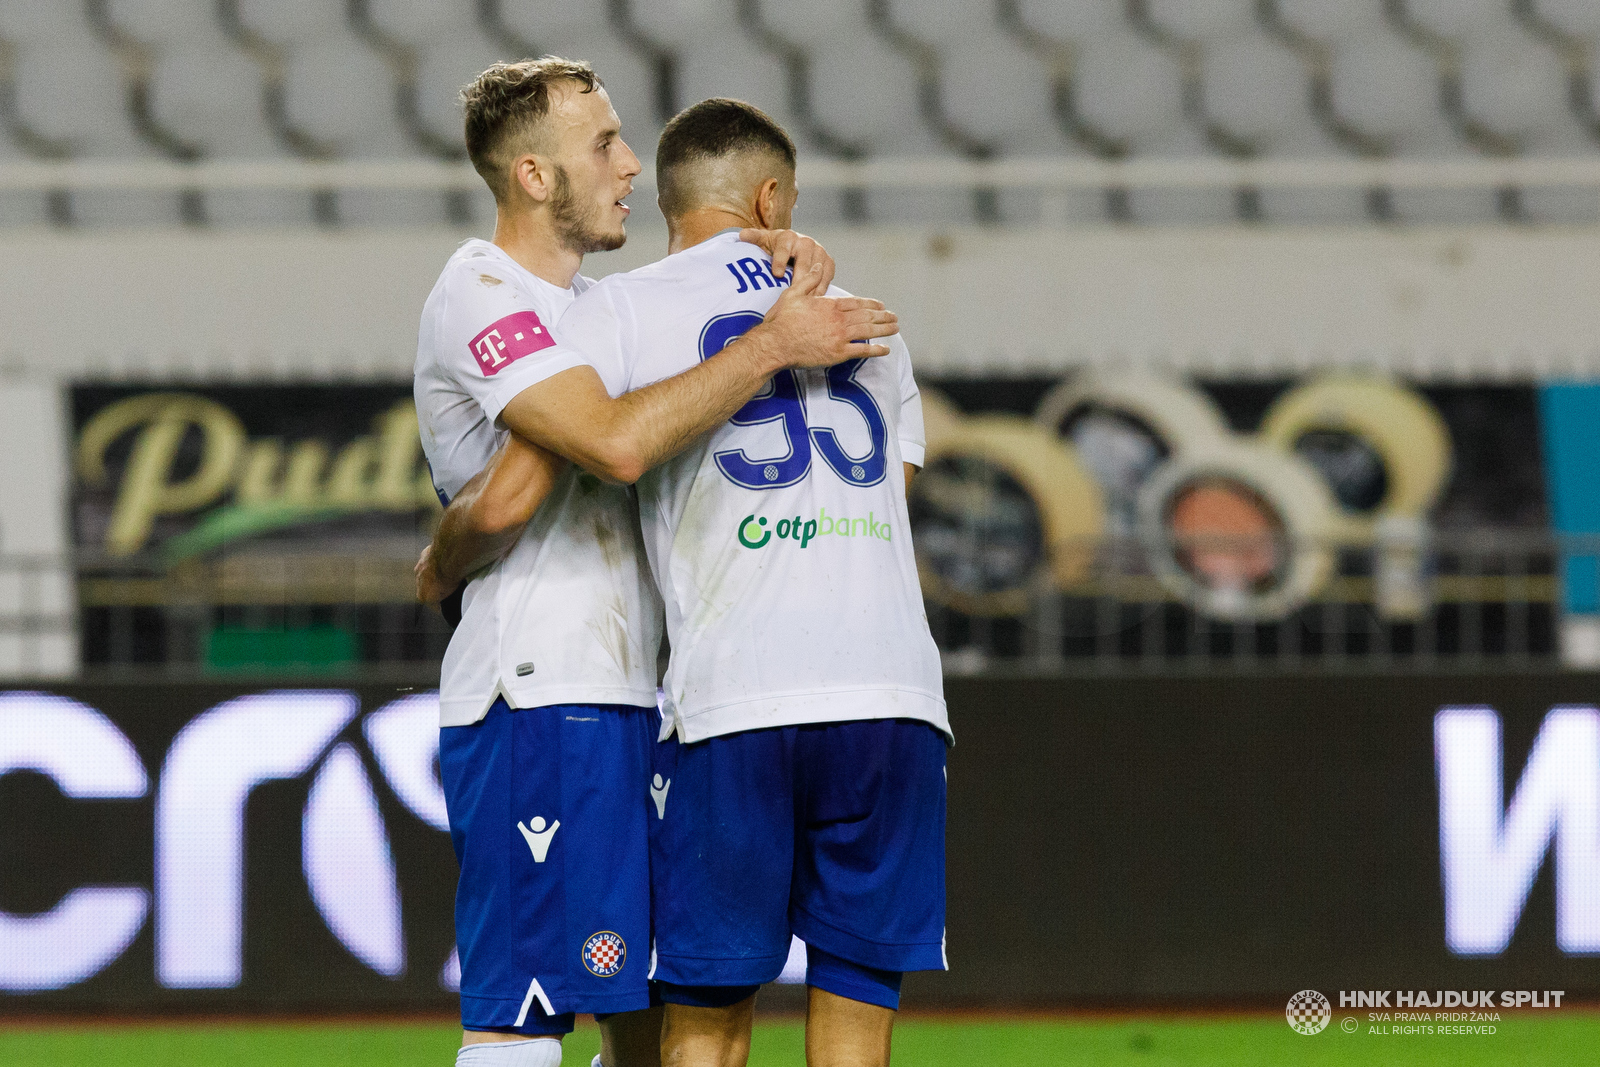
[493,282,653,485]
[499,256,902,486]
[416,435,567,606]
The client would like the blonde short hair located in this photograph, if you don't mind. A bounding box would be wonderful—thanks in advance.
[461,57,603,200]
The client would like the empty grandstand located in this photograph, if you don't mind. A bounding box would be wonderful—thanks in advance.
[6,2,1600,226]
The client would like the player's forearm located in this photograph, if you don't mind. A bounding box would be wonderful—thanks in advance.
[599,332,785,482]
[432,480,519,590]
[432,438,565,589]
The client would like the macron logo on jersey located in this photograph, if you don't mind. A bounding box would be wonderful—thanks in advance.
[470,310,556,376]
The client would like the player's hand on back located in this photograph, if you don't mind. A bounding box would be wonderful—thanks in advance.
[739,227,836,292]
[745,261,899,372]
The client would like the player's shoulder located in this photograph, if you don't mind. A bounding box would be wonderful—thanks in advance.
[436,240,581,329]
[667,230,761,284]
[573,270,633,314]
[583,238,718,303]
[582,232,800,316]
[437,239,519,292]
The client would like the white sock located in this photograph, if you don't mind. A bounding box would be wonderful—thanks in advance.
[455,1037,563,1067]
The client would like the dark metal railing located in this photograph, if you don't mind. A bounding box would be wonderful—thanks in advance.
[0,529,1581,679]
[928,529,1571,674]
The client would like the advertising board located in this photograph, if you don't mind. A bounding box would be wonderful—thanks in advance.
[5,675,1600,1010]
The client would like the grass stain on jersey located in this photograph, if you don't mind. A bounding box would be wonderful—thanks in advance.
[586,605,633,679]
[584,490,635,677]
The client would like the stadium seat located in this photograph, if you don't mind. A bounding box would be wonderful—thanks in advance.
[287,39,450,225]
[1142,0,1242,41]
[364,1,496,146]
[1012,0,1120,40]
[488,1,662,157]
[1072,27,1240,224]
[1,3,188,227]
[883,0,1057,157]
[1403,0,1514,37]
[0,0,1598,227]
[1275,0,1379,39]
[103,0,325,226]
[763,4,943,155]
[1329,31,1450,151]
[1533,0,1600,36]
[754,0,971,221]
[630,0,792,125]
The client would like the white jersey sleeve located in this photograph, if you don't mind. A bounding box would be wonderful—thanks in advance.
[894,337,926,469]
[431,257,590,427]
[416,244,591,504]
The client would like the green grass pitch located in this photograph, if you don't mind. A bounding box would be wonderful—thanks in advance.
[0,1013,1591,1066]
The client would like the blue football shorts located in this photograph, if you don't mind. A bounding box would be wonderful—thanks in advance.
[647,718,948,999]
[440,698,657,1033]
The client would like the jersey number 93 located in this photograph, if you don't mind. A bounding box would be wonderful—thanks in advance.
[699,312,888,491]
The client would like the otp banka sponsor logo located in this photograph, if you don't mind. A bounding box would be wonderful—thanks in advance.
[737,510,894,550]
[0,690,456,993]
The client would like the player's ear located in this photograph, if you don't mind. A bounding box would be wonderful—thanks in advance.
[512,153,551,204]
[754,177,781,229]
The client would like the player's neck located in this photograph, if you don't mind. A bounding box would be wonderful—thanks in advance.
[668,208,754,255]
[491,209,583,290]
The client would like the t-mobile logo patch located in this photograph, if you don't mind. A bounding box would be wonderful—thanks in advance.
[470,310,556,376]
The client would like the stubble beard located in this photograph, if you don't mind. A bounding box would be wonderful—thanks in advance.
[550,164,626,255]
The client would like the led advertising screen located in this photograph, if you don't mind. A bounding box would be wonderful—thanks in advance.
[0,683,458,1011]
[3,676,1600,1011]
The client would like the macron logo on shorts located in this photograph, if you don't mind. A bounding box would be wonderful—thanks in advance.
[517,815,560,862]
[650,775,671,820]
[471,310,556,376]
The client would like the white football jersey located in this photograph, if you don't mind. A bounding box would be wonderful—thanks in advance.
[551,231,947,743]
[415,238,662,726]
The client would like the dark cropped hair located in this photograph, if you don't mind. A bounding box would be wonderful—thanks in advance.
[461,57,602,200]
[656,98,797,214]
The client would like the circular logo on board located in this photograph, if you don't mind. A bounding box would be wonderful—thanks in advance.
[583,931,626,977]
[1286,989,1332,1035]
